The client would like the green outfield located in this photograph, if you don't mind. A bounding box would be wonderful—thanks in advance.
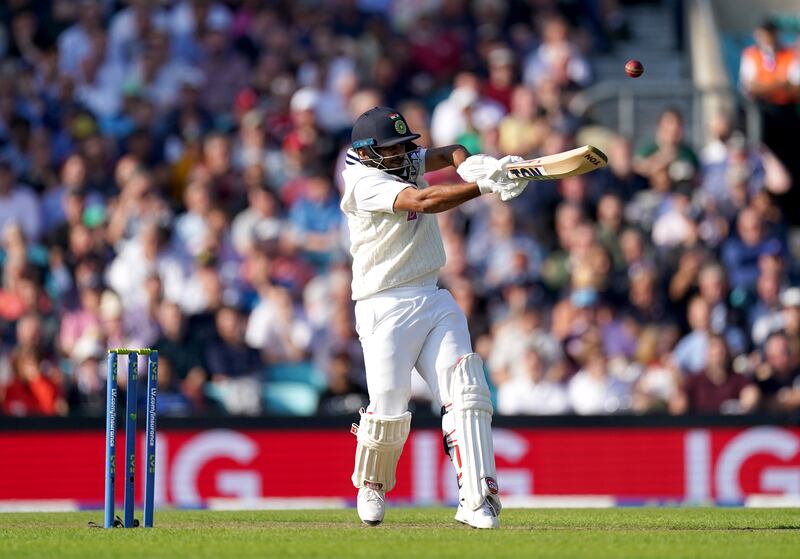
[1,508,799,559]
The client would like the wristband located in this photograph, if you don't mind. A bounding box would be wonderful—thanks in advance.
[477,179,494,195]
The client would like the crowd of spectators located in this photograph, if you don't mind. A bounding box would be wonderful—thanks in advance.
[0,0,798,419]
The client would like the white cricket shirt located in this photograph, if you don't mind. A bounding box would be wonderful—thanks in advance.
[340,148,446,300]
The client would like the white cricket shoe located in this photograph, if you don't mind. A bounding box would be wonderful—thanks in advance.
[455,498,500,529]
[357,482,385,526]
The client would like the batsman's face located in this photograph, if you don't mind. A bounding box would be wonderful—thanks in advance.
[375,144,407,166]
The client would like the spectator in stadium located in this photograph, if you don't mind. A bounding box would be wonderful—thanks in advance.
[106,168,168,245]
[288,172,342,269]
[755,331,800,413]
[174,175,214,258]
[181,258,227,317]
[748,270,784,341]
[672,335,759,415]
[1,222,48,279]
[497,85,547,158]
[316,351,369,416]
[152,300,208,411]
[483,47,516,112]
[699,115,791,219]
[446,275,491,351]
[12,312,54,364]
[0,258,52,324]
[672,296,712,375]
[594,193,625,268]
[650,185,699,251]
[231,181,284,257]
[3,348,65,416]
[45,187,89,252]
[599,305,640,363]
[0,159,42,242]
[245,286,312,364]
[202,132,244,215]
[523,14,592,90]
[281,88,335,185]
[98,288,153,351]
[497,346,569,415]
[633,108,699,184]
[42,155,92,234]
[430,72,481,146]
[632,324,682,413]
[168,0,233,64]
[57,0,104,79]
[566,223,611,297]
[593,136,647,201]
[567,350,631,415]
[539,202,586,292]
[73,29,125,121]
[205,305,263,415]
[65,336,106,416]
[626,264,670,325]
[488,306,562,388]
[310,305,364,386]
[696,262,746,354]
[106,220,187,312]
[107,0,169,69]
[231,111,267,172]
[58,275,103,359]
[618,227,654,275]
[124,30,198,110]
[721,206,787,292]
[197,20,249,117]
[739,20,800,219]
[407,12,463,86]
[21,128,58,196]
[317,68,361,136]
[150,355,194,416]
[752,287,800,347]
[471,202,542,288]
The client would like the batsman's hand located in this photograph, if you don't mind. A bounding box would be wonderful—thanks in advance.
[496,155,528,201]
[457,154,528,200]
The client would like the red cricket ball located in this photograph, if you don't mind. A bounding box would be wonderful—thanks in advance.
[625,59,644,78]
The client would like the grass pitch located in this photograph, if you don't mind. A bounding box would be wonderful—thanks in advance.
[1,508,799,559]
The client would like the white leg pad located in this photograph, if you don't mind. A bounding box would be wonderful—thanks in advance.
[351,410,412,492]
[450,353,500,511]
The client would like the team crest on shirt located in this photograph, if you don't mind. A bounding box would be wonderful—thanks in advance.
[407,211,417,221]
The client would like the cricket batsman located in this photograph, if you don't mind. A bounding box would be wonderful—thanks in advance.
[341,106,527,529]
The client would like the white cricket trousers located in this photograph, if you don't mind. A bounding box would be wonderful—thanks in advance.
[354,285,473,415]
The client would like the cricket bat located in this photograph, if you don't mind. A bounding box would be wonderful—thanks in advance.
[504,145,607,180]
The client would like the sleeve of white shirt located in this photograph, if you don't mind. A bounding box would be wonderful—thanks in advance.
[353,175,410,214]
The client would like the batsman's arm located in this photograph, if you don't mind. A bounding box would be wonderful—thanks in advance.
[425,144,471,172]
[393,182,481,214]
